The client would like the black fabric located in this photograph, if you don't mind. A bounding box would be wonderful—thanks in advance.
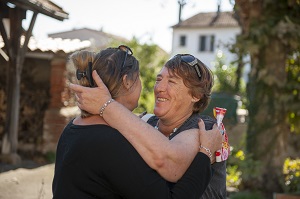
[148,113,227,199]
[52,119,212,199]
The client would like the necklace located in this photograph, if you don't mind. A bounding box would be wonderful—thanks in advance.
[154,120,178,138]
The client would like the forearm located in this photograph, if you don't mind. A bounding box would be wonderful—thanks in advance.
[102,101,198,181]
[104,101,167,162]
[163,130,201,182]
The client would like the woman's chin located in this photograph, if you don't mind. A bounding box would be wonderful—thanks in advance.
[153,110,164,118]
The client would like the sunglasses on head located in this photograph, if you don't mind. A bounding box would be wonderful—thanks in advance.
[178,54,202,79]
[118,45,133,68]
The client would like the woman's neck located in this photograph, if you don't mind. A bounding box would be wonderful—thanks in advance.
[157,112,193,137]
[73,115,108,126]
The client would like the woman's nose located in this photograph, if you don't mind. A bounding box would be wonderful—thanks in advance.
[154,80,166,93]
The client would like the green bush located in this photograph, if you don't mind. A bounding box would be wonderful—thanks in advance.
[227,164,242,188]
[226,147,262,191]
[283,158,300,194]
[229,191,264,199]
[45,151,56,163]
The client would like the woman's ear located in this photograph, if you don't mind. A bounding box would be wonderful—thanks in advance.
[122,74,131,90]
[192,96,200,103]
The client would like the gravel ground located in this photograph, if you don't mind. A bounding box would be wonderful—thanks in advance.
[0,164,54,199]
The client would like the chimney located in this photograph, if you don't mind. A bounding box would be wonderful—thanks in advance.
[217,0,221,14]
[178,0,186,23]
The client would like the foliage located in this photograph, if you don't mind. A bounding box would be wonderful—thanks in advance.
[111,38,169,114]
[227,147,300,195]
[226,131,258,190]
[233,0,300,133]
[211,50,247,108]
[229,191,264,199]
[232,0,300,194]
[282,158,300,193]
[45,151,56,163]
[212,50,238,94]
[286,52,300,134]
[226,131,262,191]
[234,1,300,55]
[227,164,242,188]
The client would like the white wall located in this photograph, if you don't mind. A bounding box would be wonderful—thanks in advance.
[171,26,241,69]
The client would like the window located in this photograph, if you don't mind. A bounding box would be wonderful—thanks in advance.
[199,35,215,52]
[210,35,215,52]
[200,36,206,51]
[179,35,186,47]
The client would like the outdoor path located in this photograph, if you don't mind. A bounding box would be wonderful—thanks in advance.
[0,163,237,199]
[0,164,54,199]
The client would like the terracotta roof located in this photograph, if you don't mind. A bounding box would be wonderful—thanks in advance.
[3,0,68,21]
[173,11,239,28]
[0,36,91,54]
[48,28,128,49]
[48,28,126,42]
[26,37,91,53]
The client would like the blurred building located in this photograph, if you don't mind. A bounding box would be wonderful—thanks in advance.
[171,7,249,127]
[171,10,241,68]
[48,27,128,51]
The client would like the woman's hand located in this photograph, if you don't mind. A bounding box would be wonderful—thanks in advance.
[198,119,222,162]
[69,70,112,115]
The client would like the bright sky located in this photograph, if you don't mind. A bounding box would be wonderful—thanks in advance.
[23,0,234,53]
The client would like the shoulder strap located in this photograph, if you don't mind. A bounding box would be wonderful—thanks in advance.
[141,113,155,122]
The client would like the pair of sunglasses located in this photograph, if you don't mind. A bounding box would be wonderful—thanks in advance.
[178,54,202,79]
[118,45,133,68]
[76,45,133,87]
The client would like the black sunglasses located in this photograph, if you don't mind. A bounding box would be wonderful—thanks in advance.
[118,45,133,68]
[179,54,202,78]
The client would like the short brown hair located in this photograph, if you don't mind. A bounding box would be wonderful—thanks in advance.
[164,54,214,113]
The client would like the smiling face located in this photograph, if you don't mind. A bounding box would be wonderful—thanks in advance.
[153,66,199,122]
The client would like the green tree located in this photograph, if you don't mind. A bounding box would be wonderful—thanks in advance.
[212,50,246,97]
[233,0,300,197]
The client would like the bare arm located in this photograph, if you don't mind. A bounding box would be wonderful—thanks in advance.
[70,70,222,182]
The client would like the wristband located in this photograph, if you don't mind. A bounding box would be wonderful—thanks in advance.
[199,145,212,158]
[99,99,115,117]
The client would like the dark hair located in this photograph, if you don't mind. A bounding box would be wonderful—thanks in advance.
[69,47,139,118]
[164,55,213,113]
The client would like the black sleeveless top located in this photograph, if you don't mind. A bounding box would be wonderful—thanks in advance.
[147,113,227,199]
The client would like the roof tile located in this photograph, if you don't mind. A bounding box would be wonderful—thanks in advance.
[173,11,239,28]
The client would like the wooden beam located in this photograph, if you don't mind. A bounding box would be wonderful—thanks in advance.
[0,48,9,61]
[19,11,37,71]
[0,14,11,60]
[0,1,9,18]
[1,6,23,156]
[3,0,68,21]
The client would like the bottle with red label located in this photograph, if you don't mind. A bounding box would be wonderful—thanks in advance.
[213,107,230,162]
